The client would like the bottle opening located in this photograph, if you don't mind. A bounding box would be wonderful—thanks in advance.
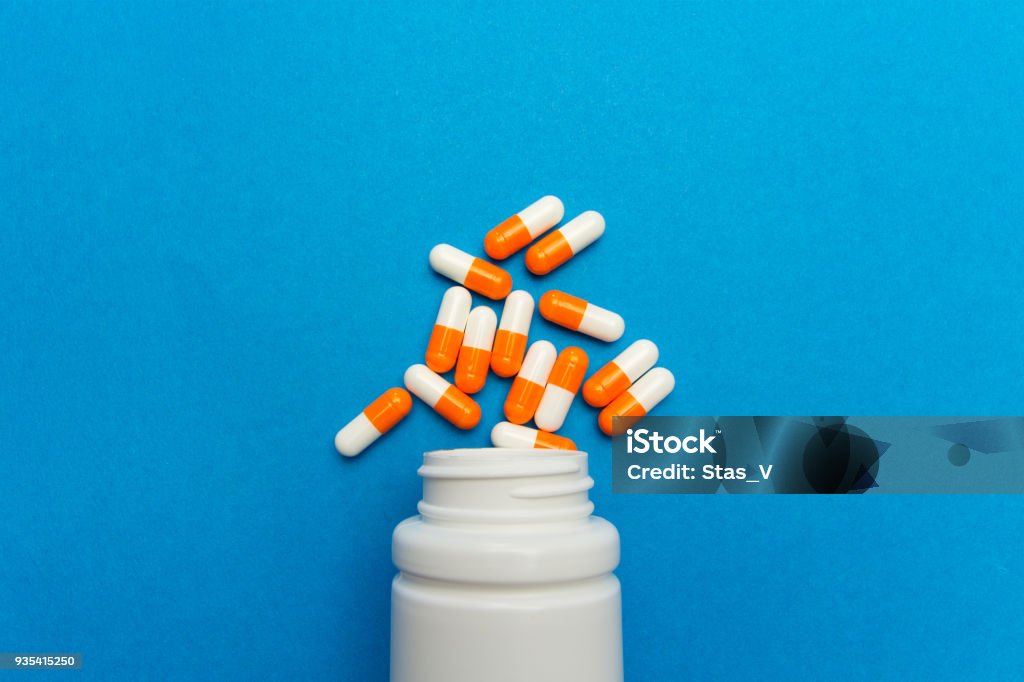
[417,448,594,523]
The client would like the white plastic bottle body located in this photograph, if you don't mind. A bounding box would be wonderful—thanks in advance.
[391,573,621,682]
[390,448,623,682]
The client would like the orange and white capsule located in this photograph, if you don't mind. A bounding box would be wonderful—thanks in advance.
[455,306,497,394]
[491,422,577,451]
[429,244,512,300]
[504,340,556,424]
[539,290,625,342]
[598,367,675,436]
[491,290,534,377]
[404,364,481,430]
[334,388,412,457]
[535,346,589,432]
[425,286,472,373]
[525,210,605,275]
[583,339,659,407]
[484,196,565,260]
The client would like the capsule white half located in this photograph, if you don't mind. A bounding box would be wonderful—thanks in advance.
[335,413,379,457]
[598,367,675,436]
[519,196,565,238]
[630,367,676,410]
[491,290,535,377]
[435,286,472,329]
[430,243,513,300]
[518,340,557,385]
[578,303,625,342]
[497,290,534,335]
[561,210,605,254]
[404,364,451,407]
[429,244,473,283]
[334,388,412,457]
[490,422,538,448]
[534,385,575,432]
[491,421,578,450]
[463,306,497,351]
[405,364,482,430]
[616,340,659,381]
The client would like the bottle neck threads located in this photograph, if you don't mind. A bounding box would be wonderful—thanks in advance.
[416,448,595,525]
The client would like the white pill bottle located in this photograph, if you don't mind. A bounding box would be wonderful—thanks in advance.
[390,448,623,682]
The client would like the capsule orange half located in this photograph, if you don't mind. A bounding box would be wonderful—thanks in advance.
[534,346,589,432]
[430,244,512,300]
[539,290,625,342]
[334,388,413,457]
[491,291,534,377]
[525,211,604,275]
[484,196,564,260]
[455,307,497,394]
[426,286,471,372]
[405,364,481,430]
[504,340,556,424]
[583,339,659,407]
[598,368,675,436]
[364,389,412,432]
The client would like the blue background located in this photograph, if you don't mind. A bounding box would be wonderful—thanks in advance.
[2,2,1023,680]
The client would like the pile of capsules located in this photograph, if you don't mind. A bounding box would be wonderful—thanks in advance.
[334,196,675,457]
